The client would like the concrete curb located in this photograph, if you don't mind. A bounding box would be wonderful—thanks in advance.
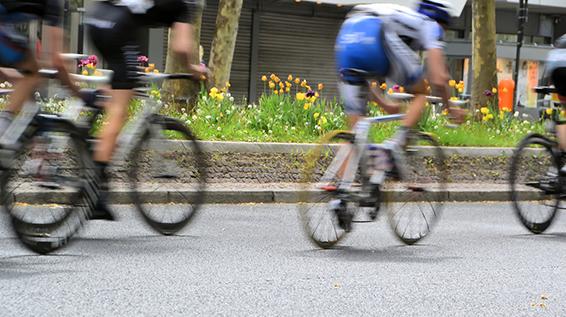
[13,183,536,204]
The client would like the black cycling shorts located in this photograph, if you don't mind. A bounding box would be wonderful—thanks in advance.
[86,1,141,90]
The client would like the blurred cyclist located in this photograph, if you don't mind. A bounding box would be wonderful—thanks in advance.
[0,0,81,132]
[544,34,566,153]
[85,0,206,220]
[335,1,466,154]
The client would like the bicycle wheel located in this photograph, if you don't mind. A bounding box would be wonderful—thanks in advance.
[298,130,357,249]
[509,134,560,234]
[1,124,93,254]
[128,115,207,235]
[385,132,447,245]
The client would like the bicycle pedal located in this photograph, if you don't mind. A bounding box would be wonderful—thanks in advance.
[38,181,62,190]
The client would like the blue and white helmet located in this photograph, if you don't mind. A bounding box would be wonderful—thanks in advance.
[417,0,452,25]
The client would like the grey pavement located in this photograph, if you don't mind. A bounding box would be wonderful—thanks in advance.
[0,203,565,316]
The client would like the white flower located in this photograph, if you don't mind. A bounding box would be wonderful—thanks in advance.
[268,130,272,134]
[192,115,197,120]
[0,83,4,88]
[514,111,519,117]
[522,113,528,118]
[217,127,221,131]
[291,127,296,131]
[181,108,186,112]
[205,115,212,120]
[247,104,252,109]
[226,110,231,115]
[229,96,234,102]
[186,120,191,125]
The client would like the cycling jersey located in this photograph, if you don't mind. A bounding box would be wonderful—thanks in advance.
[335,4,445,115]
[0,0,62,26]
[86,0,196,89]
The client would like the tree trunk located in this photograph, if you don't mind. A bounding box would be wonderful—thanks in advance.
[471,0,498,111]
[163,3,204,107]
[208,0,243,88]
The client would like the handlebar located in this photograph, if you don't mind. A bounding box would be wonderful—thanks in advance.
[388,92,469,107]
[534,86,557,94]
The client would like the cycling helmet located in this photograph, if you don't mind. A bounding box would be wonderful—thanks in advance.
[417,0,452,25]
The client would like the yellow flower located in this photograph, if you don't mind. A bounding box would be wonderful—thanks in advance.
[480,107,489,115]
[294,77,300,84]
[287,74,293,81]
[87,63,95,69]
[279,88,284,94]
[149,63,155,69]
[502,87,508,93]
[296,92,306,101]
[492,88,498,94]
[499,111,504,119]
[387,88,394,95]
[216,93,224,101]
[315,92,320,98]
[261,75,267,82]
[546,108,554,115]
[210,87,219,96]
[399,86,405,93]
[380,83,387,90]
[303,103,311,110]
[458,87,464,93]
[318,83,324,90]
[450,96,459,101]
[300,80,307,87]
[487,114,494,120]
[442,109,449,116]
[285,81,292,88]
[308,96,317,103]
[270,74,276,81]
[145,67,151,73]
[94,70,102,76]
[449,80,456,87]
[226,82,231,88]
[81,70,89,76]
[482,116,489,122]
[274,76,280,83]
[318,116,328,125]
[269,81,276,89]
[153,69,159,73]
[279,82,284,89]
[274,90,279,95]
[313,112,320,119]
[285,87,290,93]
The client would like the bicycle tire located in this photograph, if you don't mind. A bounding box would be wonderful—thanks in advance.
[128,115,207,235]
[509,134,560,234]
[385,132,447,245]
[1,123,93,254]
[297,130,356,249]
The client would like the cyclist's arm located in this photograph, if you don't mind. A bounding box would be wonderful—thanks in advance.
[45,25,80,96]
[368,82,400,114]
[426,48,450,110]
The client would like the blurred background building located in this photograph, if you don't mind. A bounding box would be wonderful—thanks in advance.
[20,0,566,105]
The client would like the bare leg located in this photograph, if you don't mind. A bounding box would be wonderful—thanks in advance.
[401,80,428,129]
[93,89,133,163]
[6,54,41,113]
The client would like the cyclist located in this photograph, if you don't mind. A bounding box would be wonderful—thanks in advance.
[85,0,206,220]
[544,34,566,152]
[335,0,466,156]
[0,0,81,132]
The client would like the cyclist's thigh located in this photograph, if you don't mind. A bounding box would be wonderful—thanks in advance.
[338,81,368,116]
[86,2,141,90]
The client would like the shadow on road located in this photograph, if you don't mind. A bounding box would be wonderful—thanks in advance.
[296,245,461,264]
[0,254,82,280]
[510,232,566,243]
[73,234,201,255]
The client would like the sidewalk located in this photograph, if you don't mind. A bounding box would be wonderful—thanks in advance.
[13,182,537,204]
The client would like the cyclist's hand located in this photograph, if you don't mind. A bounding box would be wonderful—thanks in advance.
[189,63,210,81]
[447,107,467,125]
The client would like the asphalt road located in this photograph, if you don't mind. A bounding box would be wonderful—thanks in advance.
[0,203,565,316]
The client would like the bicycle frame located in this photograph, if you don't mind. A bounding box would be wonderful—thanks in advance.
[321,114,405,192]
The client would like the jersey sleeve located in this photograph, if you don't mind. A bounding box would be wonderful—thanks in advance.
[420,20,445,50]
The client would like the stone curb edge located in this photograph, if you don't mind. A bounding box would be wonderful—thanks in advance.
[16,187,531,205]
